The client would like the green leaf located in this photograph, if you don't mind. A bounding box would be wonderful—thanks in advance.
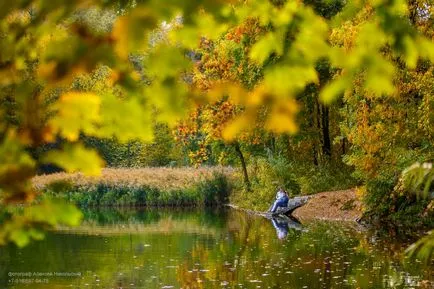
[365,55,395,96]
[147,46,192,79]
[0,132,35,175]
[402,36,418,69]
[249,30,284,64]
[10,229,30,248]
[25,199,83,227]
[146,79,189,125]
[320,77,350,104]
[98,93,154,142]
[265,65,318,96]
[42,144,104,176]
[112,8,157,59]
[28,228,45,241]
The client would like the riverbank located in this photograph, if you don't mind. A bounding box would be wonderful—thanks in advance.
[33,168,364,219]
[33,167,234,207]
[292,189,363,221]
[230,189,363,222]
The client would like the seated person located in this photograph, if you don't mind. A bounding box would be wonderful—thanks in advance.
[269,188,289,213]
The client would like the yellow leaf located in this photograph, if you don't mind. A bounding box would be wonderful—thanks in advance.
[50,92,100,141]
[207,82,247,104]
[264,98,299,134]
[266,113,298,134]
[419,38,434,63]
[222,114,252,141]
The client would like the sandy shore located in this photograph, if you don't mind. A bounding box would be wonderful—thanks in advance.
[292,189,363,221]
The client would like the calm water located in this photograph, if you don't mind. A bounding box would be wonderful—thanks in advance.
[0,208,432,289]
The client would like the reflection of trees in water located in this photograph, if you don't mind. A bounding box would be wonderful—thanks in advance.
[1,209,432,289]
[80,207,225,225]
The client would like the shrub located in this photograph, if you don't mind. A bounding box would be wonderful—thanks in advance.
[198,172,231,206]
[296,164,358,195]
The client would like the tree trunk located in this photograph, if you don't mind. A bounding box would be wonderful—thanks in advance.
[320,104,331,158]
[234,142,251,191]
[313,145,319,166]
[270,134,276,154]
[341,138,346,155]
[314,98,323,164]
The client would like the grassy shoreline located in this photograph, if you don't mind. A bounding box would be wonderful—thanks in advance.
[34,167,234,207]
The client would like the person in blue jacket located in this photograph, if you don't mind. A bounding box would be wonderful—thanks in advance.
[268,188,289,213]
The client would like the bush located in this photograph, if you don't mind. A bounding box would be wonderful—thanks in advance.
[295,164,358,195]
[198,172,231,206]
[362,175,432,227]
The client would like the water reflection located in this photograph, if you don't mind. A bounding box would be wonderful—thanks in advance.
[270,215,303,239]
[0,207,432,289]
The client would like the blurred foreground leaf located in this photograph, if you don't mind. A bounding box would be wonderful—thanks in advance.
[42,144,104,176]
[0,199,83,248]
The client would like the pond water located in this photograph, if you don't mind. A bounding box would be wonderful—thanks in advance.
[0,208,432,289]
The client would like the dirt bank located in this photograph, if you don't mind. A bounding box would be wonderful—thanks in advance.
[293,189,363,221]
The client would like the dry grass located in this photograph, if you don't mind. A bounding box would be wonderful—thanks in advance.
[32,167,234,191]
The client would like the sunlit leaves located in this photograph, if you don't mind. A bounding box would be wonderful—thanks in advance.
[324,21,397,102]
[112,8,157,59]
[221,113,251,141]
[364,54,395,96]
[418,38,434,62]
[320,74,351,104]
[406,230,434,266]
[265,99,299,134]
[49,92,100,141]
[0,199,83,247]
[170,13,229,49]
[146,45,192,78]
[249,31,285,65]
[98,93,154,142]
[146,80,190,125]
[264,66,318,96]
[145,45,193,124]
[236,0,297,27]
[43,144,104,176]
[401,162,433,198]
[291,8,329,62]
[0,132,35,175]
[26,198,83,226]
[0,132,36,202]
